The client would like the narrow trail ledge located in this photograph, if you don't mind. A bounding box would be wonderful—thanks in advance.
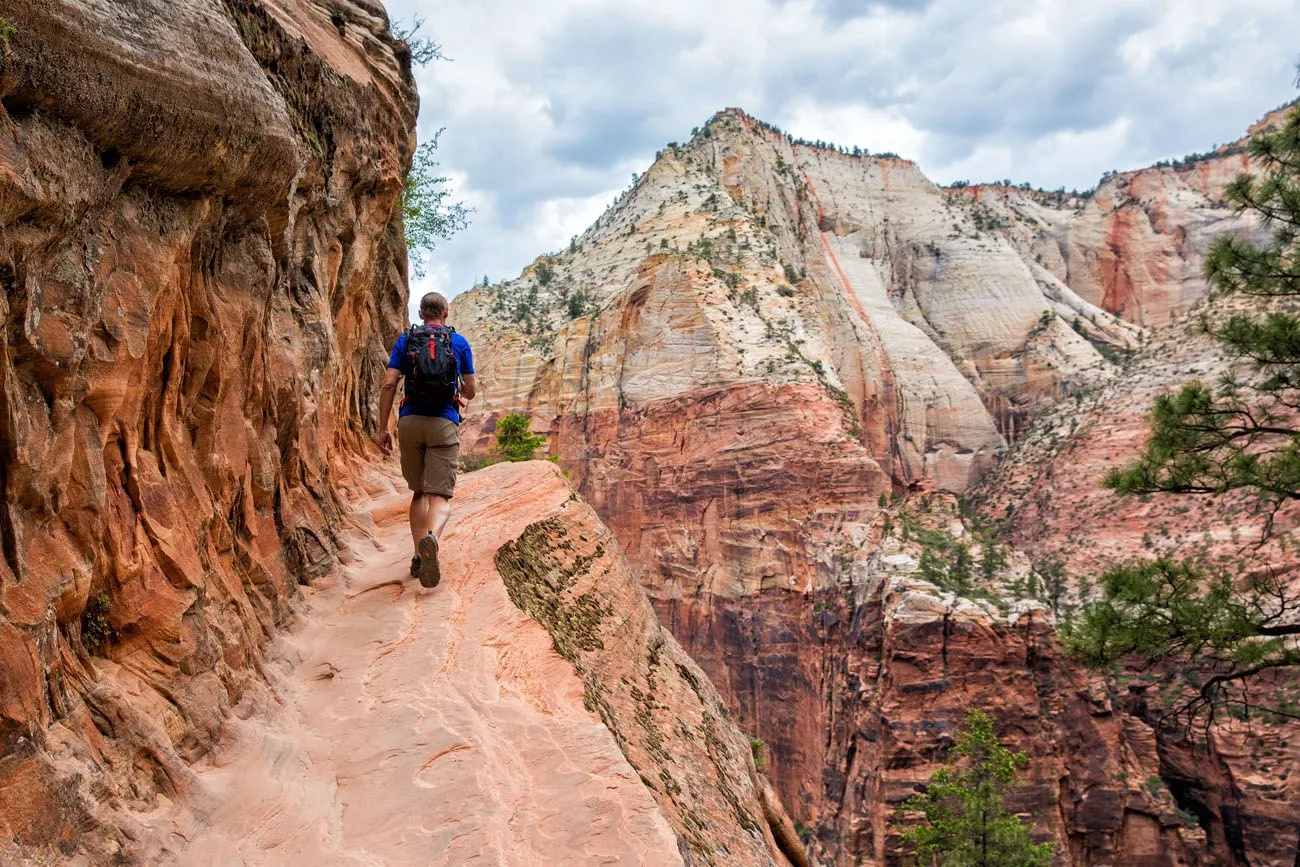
[149,460,803,867]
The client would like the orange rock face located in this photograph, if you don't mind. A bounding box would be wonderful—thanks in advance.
[131,461,804,867]
[0,1,413,859]
[950,108,1296,328]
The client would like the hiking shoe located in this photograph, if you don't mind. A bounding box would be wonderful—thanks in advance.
[409,555,421,578]
[417,534,441,588]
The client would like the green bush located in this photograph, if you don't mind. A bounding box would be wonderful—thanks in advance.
[81,592,116,653]
[460,451,496,473]
[749,736,768,772]
[494,413,547,462]
[567,290,591,319]
[390,16,446,67]
[0,18,16,65]
[535,259,554,285]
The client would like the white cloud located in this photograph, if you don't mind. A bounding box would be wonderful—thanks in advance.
[538,185,628,250]
[382,0,1300,302]
[931,117,1133,190]
[782,101,930,160]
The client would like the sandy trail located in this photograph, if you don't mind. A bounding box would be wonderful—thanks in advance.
[149,463,682,866]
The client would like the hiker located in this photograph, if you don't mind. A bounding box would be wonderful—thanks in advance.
[376,291,476,587]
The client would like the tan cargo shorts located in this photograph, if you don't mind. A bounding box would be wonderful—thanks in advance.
[397,415,460,498]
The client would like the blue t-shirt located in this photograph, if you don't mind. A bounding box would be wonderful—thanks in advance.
[387,327,475,423]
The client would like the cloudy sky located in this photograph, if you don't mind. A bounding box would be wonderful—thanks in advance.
[384,0,1300,310]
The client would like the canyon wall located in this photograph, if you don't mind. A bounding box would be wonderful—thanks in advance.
[451,107,1295,864]
[952,105,1291,328]
[0,1,413,860]
[973,303,1300,867]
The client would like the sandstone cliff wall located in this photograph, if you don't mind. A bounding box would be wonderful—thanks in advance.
[950,105,1292,329]
[0,1,412,859]
[974,309,1300,867]
[450,106,1296,865]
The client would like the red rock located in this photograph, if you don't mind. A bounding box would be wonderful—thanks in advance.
[0,0,414,857]
[450,105,1297,865]
[136,461,804,867]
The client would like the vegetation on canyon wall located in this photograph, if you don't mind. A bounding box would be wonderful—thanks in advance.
[898,709,1054,867]
[402,129,471,278]
[393,16,468,278]
[1066,100,1300,727]
[494,413,548,462]
[391,15,446,67]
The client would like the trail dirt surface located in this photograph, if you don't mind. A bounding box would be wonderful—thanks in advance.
[151,463,684,866]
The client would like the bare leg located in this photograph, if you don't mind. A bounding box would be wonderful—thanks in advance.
[427,495,452,539]
[409,492,430,552]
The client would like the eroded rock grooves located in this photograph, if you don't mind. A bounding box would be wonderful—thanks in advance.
[453,106,1299,864]
[0,1,414,860]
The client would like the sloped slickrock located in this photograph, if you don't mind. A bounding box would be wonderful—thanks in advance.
[0,1,413,860]
[139,460,802,867]
[493,465,807,867]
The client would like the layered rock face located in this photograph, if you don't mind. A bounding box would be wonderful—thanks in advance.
[974,308,1300,867]
[451,107,1297,865]
[965,107,1300,867]
[0,1,413,860]
[951,106,1291,329]
[452,111,1141,703]
[493,461,807,867]
[456,110,1138,487]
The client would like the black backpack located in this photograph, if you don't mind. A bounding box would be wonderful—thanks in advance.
[401,324,458,405]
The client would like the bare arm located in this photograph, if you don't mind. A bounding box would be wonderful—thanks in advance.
[376,367,400,454]
[459,373,477,401]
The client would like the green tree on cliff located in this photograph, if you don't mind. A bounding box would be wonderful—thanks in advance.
[402,129,470,278]
[494,413,547,462]
[391,16,446,67]
[898,709,1053,867]
[1063,97,1300,725]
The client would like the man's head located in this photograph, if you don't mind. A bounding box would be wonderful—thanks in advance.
[419,291,449,323]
